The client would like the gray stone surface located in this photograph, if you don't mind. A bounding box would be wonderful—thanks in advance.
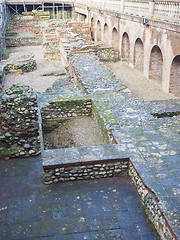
[0,155,160,240]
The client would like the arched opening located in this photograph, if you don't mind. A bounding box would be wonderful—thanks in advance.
[91,18,95,40]
[134,38,144,70]
[112,27,119,51]
[169,55,180,94]
[104,23,109,45]
[121,32,130,60]
[149,45,163,82]
[97,20,101,41]
[112,27,119,60]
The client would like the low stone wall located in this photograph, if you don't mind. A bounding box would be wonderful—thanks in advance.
[41,99,92,121]
[5,52,37,74]
[6,36,43,47]
[129,161,176,240]
[6,25,40,34]
[97,47,115,61]
[43,32,61,60]
[44,159,129,184]
[0,84,40,158]
[7,19,40,28]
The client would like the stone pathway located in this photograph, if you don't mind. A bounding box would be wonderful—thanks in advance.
[67,52,180,237]
[0,156,160,240]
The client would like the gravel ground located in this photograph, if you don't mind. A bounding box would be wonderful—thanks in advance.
[43,116,108,149]
[107,61,179,101]
[3,46,66,93]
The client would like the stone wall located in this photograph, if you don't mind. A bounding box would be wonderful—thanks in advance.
[0,84,40,159]
[97,47,115,61]
[6,18,43,47]
[44,159,129,184]
[7,19,40,28]
[41,99,92,121]
[6,36,42,47]
[5,52,37,74]
[129,161,176,240]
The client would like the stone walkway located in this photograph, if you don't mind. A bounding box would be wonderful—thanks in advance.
[67,52,180,238]
[38,50,180,238]
[0,156,160,240]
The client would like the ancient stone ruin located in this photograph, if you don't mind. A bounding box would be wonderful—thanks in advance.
[0,84,40,158]
[5,52,37,74]
[0,1,179,240]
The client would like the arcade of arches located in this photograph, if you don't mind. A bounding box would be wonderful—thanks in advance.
[90,16,180,96]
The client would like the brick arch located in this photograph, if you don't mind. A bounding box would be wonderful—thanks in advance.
[104,23,109,45]
[121,32,130,60]
[169,55,180,94]
[134,38,144,70]
[149,45,163,83]
[112,27,118,52]
[97,20,101,41]
[91,17,95,40]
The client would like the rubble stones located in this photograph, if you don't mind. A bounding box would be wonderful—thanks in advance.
[0,84,40,158]
[97,47,115,61]
[44,160,129,184]
[41,99,92,121]
[6,36,43,47]
[129,162,174,240]
[5,52,37,74]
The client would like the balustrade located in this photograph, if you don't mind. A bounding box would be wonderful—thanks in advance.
[154,1,180,22]
[74,0,180,23]
[124,0,149,17]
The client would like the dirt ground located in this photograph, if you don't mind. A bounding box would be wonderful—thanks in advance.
[43,116,108,149]
[107,61,179,101]
[3,46,66,93]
